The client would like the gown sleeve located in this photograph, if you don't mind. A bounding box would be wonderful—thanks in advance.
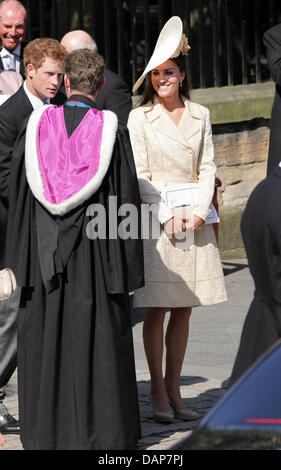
[5,122,38,287]
[107,123,145,292]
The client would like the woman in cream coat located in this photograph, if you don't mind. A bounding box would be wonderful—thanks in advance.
[128,17,227,423]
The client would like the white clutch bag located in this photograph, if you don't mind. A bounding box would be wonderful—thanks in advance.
[161,183,219,224]
[0,268,17,301]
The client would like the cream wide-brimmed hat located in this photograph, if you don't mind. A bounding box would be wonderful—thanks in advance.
[132,16,190,93]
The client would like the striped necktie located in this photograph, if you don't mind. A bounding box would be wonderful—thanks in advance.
[7,52,16,71]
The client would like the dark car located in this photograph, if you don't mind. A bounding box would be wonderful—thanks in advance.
[171,339,281,450]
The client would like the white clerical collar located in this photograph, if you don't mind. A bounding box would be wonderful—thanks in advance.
[23,81,50,109]
[0,44,21,58]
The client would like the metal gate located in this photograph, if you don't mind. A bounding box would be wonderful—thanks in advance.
[21,0,280,91]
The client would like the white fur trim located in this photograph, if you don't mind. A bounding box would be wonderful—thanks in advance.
[25,106,118,215]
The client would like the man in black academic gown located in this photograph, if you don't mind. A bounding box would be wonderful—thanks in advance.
[263,24,281,175]
[0,37,66,435]
[5,48,144,450]
[229,166,281,387]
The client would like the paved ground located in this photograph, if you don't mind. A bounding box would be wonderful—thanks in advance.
[0,258,253,451]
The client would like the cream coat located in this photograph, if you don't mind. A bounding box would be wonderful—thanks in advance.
[128,96,227,307]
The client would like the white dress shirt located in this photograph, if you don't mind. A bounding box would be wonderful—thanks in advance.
[0,45,21,73]
[23,81,50,109]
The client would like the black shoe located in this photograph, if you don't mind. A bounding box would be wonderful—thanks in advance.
[0,414,20,434]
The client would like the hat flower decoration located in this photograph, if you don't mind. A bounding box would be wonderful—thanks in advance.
[170,33,191,58]
[132,16,191,93]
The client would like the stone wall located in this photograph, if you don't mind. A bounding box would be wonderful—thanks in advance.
[191,82,274,258]
[213,118,269,209]
[212,118,270,258]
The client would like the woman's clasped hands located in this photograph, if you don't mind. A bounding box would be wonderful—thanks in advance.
[164,214,204,235]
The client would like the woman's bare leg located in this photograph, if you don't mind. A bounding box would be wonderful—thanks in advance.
[143,307,172,412]
[164,307,192,409]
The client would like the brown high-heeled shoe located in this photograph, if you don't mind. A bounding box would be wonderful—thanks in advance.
[148,392,175,423]
[153,409,175,423]
[169,400,199,421]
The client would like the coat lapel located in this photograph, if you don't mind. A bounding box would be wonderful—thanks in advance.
[179,97,203,141]
[19,59,25,79]
[145,96,202,147]
[19,43,25,78]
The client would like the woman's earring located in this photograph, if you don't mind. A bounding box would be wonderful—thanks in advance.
[180,81,183,88]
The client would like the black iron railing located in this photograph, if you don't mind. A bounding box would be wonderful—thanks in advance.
[20,0,280,91]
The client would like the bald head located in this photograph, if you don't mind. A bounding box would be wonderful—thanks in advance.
[60,30,97,53]
[0,0,26,14]
[0,0,26,52]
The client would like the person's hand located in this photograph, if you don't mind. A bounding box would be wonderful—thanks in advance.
[186,215,205,231]
[164,215,205,235]
[164,216,187,235]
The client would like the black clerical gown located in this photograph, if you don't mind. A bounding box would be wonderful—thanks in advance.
[5,96,144,450]
[229,165,281,387]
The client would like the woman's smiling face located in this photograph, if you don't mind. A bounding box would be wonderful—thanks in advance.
[151,59,185,100]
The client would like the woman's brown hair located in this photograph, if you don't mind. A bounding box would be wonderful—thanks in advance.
[139,54,190,106]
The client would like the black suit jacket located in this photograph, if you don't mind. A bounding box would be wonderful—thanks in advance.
[53,68,132,125]
[229,165,281,385]
[263,25,281,175]
[0,85,33,266]
[95,69,132,125]
[0,43,26,78]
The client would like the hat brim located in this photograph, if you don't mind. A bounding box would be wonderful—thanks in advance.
[132,16,183,93]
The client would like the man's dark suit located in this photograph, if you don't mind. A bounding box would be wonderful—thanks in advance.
[229,165,281,386]
[95,69,132,125]
[263,25,281,175]
[0,44,25,79]
[0,85,33,393]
